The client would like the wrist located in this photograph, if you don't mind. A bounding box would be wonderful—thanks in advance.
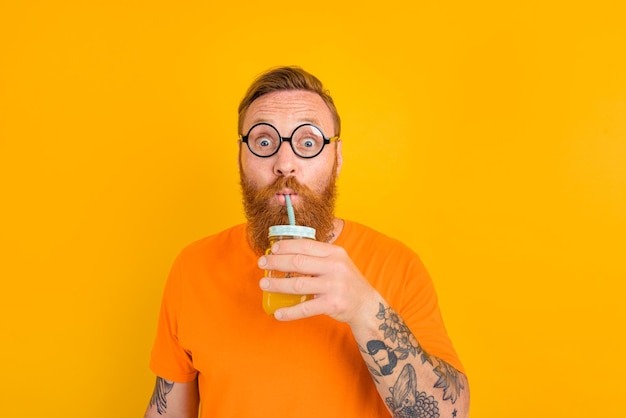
[347,290,385,337]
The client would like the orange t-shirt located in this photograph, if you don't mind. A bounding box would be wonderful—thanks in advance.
[150,220,463,417]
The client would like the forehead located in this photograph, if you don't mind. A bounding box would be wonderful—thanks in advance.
[242,90,335,135]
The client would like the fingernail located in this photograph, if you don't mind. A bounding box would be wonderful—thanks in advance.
[274,310,283,320]
[271,243,279,253]
[258,256,267,267]
[259,278,270,289]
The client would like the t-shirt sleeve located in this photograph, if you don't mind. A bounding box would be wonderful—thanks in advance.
[398,252,465,375]
[149,253,198,382]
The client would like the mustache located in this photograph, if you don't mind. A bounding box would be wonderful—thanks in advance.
[240,169,338,254]
[254,176,316,201]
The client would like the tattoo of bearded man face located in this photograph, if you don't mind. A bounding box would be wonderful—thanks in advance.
[367,340,399,375]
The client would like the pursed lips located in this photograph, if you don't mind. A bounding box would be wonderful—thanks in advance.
[275,190,296,206]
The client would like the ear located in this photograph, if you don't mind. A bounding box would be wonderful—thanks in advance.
[237,140,242,169]
[335,140,343,176]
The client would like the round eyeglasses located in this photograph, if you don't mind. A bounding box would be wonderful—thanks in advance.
[239,123,340,159]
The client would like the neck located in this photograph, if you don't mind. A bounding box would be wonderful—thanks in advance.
[328,218,344,243]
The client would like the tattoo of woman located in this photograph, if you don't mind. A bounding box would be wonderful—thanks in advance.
[149,377,174,415]
[386,364,440,418]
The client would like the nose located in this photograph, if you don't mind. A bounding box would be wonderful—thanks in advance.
[273,141,297,177]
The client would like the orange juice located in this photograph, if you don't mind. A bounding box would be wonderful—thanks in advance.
[262,225,316,315]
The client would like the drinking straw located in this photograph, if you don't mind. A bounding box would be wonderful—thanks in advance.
[285,194,296,226]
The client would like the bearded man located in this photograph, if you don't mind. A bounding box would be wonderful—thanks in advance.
[145,66,469,418]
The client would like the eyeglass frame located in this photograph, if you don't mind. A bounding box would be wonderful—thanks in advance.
[239,122,340,159]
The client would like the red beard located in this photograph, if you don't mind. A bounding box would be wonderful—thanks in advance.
[240,170,338,255]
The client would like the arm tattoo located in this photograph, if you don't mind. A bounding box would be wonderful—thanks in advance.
[433,361,465,404]
[367,303,429,378]
[149,377,174,415]
[386,364,440,418]
[369,303,464,405]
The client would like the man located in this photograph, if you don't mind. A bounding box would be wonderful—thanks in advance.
[144,66,469,418]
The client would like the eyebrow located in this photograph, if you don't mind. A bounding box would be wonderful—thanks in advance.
[246,119,328,135]
[250,116,325,125]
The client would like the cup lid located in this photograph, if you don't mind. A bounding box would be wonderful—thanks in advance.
[268,225,316,239]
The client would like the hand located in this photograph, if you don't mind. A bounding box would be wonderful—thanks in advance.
[258,238,381,326]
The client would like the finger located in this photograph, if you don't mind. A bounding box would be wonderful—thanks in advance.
[259,275,328,296]
[259,253,326,277]
[269,238,333,257]
[274,298,326,321]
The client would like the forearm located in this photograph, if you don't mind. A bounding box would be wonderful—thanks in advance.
[351,295,469,418]
[144,377,200,418]
[257,239,470,415]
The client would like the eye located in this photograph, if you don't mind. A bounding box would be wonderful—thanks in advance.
[258,137,272,148]
[292,125,325,156]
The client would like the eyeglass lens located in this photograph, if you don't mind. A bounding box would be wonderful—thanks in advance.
[246,124,326,158]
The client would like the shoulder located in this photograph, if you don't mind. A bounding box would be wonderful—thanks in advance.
[339,219,416,256]
[339,220,432,302]
[185,223,246,248]
[175,223,249,262]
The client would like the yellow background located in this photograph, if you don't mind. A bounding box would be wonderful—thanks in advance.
[1,1,625,416]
